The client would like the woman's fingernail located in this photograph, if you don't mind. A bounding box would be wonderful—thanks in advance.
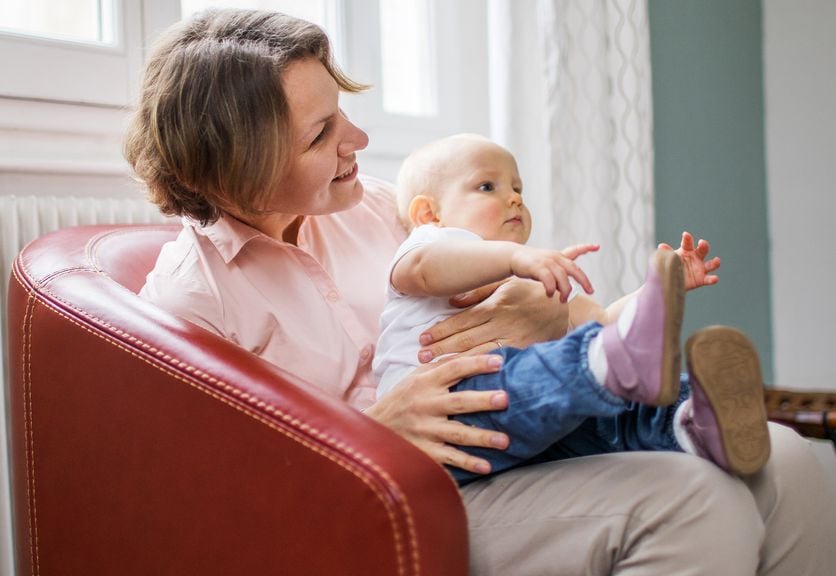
[488,356,504,369]
[451,291,469,302]
[490,434,508,448]
[491,392,507,408]
[419,333,433,345]
[475,461,491,474]
[418,349,433,363]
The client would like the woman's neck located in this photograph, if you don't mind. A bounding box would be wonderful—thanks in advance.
[234,211,305,245]
[280,216,305,245]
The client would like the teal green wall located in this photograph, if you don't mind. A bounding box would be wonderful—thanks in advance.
[648,0,773,382]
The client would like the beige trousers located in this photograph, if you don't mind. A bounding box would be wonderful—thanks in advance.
[462,423,836,575]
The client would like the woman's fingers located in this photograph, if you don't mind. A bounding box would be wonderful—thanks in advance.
[421,279,570,358]
[422,420,508,474]
[457,340,505,358]
[420,318,496,361]
[421,353,504,386]
[430,419,509,448]
[428,443,493,475]
[419,306,490,353]
[425,386,508,415]
[365,356,513,475]
[449,280,506,308]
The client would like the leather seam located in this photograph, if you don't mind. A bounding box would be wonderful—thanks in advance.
[22,289,40,576]
[84,226,175,272]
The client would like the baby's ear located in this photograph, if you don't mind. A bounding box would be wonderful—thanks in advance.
[408,195,440,226]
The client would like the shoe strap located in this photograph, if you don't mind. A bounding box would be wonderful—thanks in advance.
[602,323,639,392]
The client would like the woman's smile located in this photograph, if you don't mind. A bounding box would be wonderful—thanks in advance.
[333,161,359,182]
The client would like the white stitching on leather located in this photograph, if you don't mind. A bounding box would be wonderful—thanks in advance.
[22,290,40,576]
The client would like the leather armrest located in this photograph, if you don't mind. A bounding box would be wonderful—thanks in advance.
[6,225,468,575]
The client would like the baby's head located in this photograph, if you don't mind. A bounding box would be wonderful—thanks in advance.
[396,133,531,244]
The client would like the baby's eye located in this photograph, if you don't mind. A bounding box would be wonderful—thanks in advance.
[478,182,495,192]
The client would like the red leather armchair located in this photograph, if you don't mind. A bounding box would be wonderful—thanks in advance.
[6,224,468,575]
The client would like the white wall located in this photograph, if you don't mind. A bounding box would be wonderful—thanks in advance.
[764,0,836,391]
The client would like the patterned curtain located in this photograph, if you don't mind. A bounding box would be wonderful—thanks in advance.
[489,0,655,305]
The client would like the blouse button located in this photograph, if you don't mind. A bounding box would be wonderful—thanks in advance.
[326,290,340,302]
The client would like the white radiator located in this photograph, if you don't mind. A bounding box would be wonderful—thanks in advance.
[0,194,170,576]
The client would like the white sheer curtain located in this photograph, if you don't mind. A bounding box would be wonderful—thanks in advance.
[489,0,655,305]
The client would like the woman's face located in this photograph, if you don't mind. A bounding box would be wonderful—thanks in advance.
[259,57,369,233]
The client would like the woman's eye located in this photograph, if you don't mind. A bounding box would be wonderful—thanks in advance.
[478,182,494,192]
[310,125,329,148]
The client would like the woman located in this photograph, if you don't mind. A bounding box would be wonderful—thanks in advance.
[126,9,836,575]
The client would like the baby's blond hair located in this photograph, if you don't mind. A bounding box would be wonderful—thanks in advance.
[396,133,493,229]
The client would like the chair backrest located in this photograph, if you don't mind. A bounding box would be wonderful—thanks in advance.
[6,224,468,576]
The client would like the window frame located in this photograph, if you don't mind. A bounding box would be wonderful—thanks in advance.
[339,0,489,161]
[0,0,145,107]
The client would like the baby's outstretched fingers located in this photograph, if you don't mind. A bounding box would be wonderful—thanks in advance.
[680,231,696,251]
[536,268,557,298]
[696,238,711,259]
[561,243,600,260]
[546,262,572,302]
[559,258,594,295]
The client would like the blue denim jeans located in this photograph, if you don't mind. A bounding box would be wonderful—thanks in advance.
[450,322,689,485]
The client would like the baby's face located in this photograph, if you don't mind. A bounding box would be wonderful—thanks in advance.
[435,140,531,244]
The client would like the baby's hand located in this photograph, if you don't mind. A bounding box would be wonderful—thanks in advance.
[509,244,599,302]
[658,231,721,291]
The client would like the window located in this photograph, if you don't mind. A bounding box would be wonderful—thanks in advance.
[180,1,345,59]
[342,0,489,164]
[177,0,487,166]
[379,0,437,117]
[0,0,489,180]
[0,0,116,45]
[0,0,143,106]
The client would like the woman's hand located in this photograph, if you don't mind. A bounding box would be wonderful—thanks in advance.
[364,355,510,474]
[658,231,721,291]
[416,278,572,362]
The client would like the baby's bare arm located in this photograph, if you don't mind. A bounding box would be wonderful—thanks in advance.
[392,240,597,301]
[392,240,521,297]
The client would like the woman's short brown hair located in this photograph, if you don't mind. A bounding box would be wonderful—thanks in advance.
[124,9,366,225]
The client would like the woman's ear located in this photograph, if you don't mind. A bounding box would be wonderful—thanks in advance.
[408,195,440,226]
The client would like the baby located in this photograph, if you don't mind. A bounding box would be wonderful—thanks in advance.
[373,133,770,485]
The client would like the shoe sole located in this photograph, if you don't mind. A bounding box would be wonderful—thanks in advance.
[655,250,685,406]
[685,326,771,475]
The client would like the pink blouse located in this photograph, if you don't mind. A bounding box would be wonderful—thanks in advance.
[140,175,407,410]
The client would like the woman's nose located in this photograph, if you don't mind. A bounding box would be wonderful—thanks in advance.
[338,118,369,156]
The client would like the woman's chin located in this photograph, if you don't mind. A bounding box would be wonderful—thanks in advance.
[326,179,364,213]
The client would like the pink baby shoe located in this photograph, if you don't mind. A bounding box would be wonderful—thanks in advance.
[601,249,685,406]
[681,326,771,476]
